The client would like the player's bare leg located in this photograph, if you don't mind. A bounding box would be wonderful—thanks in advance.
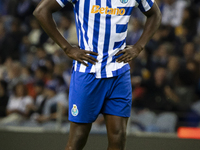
[104,114,128,150]
[65,122,92,150]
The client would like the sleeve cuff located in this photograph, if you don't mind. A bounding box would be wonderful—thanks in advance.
[144,0,154,12]
[139,0,154,12]
[56,0,66,7]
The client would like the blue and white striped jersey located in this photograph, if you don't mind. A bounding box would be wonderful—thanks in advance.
[56,0,154,78]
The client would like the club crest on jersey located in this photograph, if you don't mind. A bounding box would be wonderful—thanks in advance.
[71,104,79,116]
[120,0,128,4]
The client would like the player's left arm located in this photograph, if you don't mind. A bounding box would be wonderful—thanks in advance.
[116,1,162,63]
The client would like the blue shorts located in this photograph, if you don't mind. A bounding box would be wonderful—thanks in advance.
[68,70,132,123]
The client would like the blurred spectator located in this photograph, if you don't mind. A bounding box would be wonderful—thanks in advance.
[173,69,196,112]
[5,61,23,92]
[35,82,68,123]
[52,50,69,65]
[130,50,151,90]
[132,67,178,132]
[33,80,46,110]
[0,80,9,117]
[28,17,43,46]
[162,0,188,27]
[43,15,78,54]
[147,25,176,54]
[21,66,34,84]
[171,68,197,127]
[19,35,31,63]
[176,6,198,37]
[28,80,47,120]
[34,66,48,83]
[57,15,78,45]
[133,67,175,111]
[150,43,172,70]
[0,18,24,62]
[0,82,33,125]
[17,0,35,21]
[63,64,72,88]
[182,42,195,63]
[166,56,180,85]
[31,46,52,71]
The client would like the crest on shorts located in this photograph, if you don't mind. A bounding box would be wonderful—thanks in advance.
[120,0,128,4]
[71,104,79,116]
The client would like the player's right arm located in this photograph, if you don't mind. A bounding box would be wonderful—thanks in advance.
[33,0,98,66]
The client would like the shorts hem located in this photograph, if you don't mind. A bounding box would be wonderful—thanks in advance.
[101,112,130,118]
[68,119,95,124]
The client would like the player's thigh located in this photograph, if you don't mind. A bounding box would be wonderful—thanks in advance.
[66,122,92,149]
[69,122,92,138]
[104,114,128,140]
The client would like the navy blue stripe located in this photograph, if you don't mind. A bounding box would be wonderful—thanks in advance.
[113,38,126,49]
[101,0,112,77]
[117,7,134,16]
[116,23,128,33]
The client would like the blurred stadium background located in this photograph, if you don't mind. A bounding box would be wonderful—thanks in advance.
[1,0,200,149]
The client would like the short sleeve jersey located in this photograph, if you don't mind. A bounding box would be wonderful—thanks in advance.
[56,0,154,78]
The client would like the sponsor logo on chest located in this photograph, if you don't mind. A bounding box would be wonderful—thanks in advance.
[91,5,125,15]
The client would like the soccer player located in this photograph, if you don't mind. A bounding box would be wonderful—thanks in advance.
[33,0,161,149]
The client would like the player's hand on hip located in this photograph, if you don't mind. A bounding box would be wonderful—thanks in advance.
[65,46,98,67]
[115,45,143,63]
